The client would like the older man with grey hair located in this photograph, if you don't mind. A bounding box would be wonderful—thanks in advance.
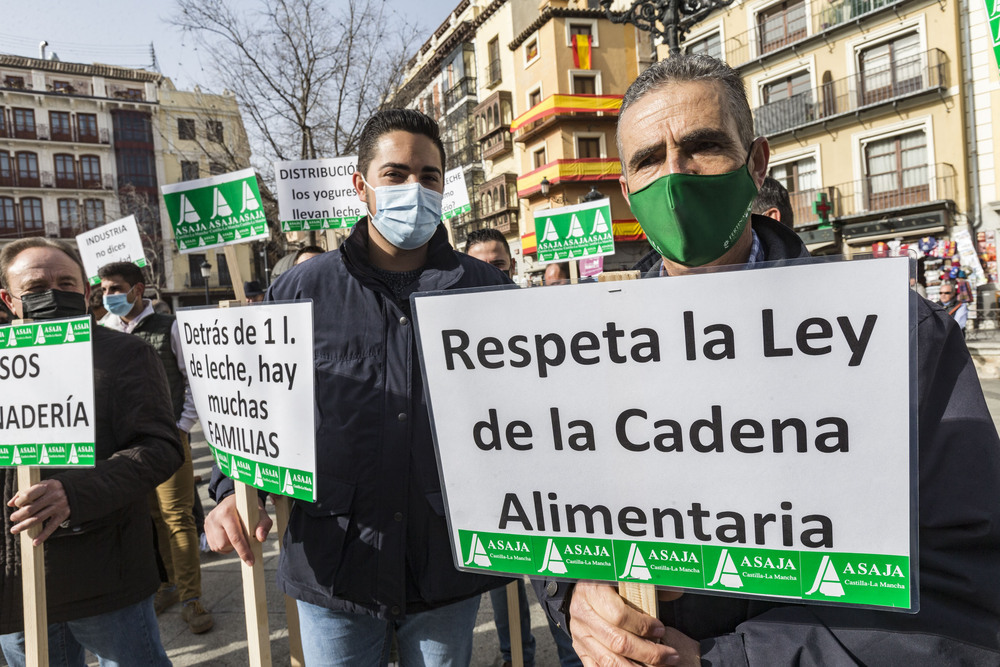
[535,54,1000,666]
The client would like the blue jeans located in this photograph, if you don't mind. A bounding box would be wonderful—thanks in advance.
[296,595,480,666]
[548,614,583,667]
[0,596,170,667]
[490,580,536,666]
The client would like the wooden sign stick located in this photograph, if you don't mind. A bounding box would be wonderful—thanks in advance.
[273,496,304,667]
[17,465,48,667]
[506,580,524,667]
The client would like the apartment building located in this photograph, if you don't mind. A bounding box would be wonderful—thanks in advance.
[0,54,257,307]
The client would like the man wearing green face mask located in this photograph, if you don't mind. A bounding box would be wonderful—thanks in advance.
[533,55,1000,667]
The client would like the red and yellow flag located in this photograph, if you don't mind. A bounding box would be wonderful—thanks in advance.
[572,34,592,69]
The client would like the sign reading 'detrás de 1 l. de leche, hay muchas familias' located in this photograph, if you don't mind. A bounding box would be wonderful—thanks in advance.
[274,157,365,232]
[0,317,95,467]
[534,198,615,264]
[413,257,917,611]
[177,302,316,501]
[76,215,148,285]
[162,168,267,253]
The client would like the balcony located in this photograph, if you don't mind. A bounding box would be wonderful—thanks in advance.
[724,0,903,67]
[482,132,513,160]
[510,94,622,144]
[443,76,476,110]
[477,173,519,233]
[517,158,622,198]
[753,49,946,137]
[0,220,46,239]
[483,59,502,88]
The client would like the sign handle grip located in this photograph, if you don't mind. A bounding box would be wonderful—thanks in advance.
[273,496,304,667]
[506,580,524,667]
[17,465,48,667]
[617,582,658,617]
[234,481,272,666]
[224,245,247,303]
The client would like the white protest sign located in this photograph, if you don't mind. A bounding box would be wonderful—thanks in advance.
[414,258,915,609]
[76,215,148,286]
[441,167,471,220]
[0,317,95,467]
[274,157,364,232]
[177,303,316,500]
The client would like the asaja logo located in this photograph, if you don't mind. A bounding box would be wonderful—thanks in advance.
[538,539,567,574]
[541,218,559,243]
[486,538,530,552]
[841,561,905,578]
[707,549,743,589]
[567,214,584,239]
[283,471,295,495]
[740,555,797,571]
[464,534,492,568]
[646,548,699,564]
[618,543,652,580]
[805,555,845,597]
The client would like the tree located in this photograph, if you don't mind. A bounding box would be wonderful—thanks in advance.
[116,183,167,295]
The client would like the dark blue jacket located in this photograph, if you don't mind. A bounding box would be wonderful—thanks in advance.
[213,219,511,619]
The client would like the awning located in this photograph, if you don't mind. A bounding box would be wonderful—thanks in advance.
[510,94,622,132]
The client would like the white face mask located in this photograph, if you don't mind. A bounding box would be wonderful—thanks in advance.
[361,176,443,250]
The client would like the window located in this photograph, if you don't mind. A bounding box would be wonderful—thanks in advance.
[770,156,818,223]
[762,70,811,103]
[0,197,15,235]
[188,254,208,287]
[50,111,72,141]
[13,108,35,138]
[865,130,928,210]
[112,111,153,143]
[206,120,224,143]
[116,149,157,188]
[859,33,922,105]
[569,23,593,38]
[58,199,80,228]
[209,162,227,175]
[528,88,543,109]
[686,32,722,60]
[80,155,101,188]
[572,74,597,95]
[525,36,540,65]
[216,252,233,286]
[532,146,547,169]
[21,198,43,233]
[566,19,600,46]
[16,152,39,185]
[178,118,196,141]
[576,136,602,158]
[115,88,144,101]
[0,111,6,137]
[3,76,25,89]
[83,199,105,228]
[54,154,76,187]
[487,37,501,85]
[0,151,10,185]
[77,113,98,142]
[52,80,74,94]
[757,0,807,53]
[181,160,200,181]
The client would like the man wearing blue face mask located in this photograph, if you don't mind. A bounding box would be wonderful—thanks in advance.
[534,55,1000,666]
[98,261,212,635]
[204,108,514,666]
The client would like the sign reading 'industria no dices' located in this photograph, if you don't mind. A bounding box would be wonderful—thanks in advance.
[0,317,96,467]
[413,258,916,610]
[177,303,317,501]
[162,168,267,253]
[534,198,614,263]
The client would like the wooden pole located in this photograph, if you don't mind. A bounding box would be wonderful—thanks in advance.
[234,481,272,666]
[17,465,47,667]
[506,580,524,667]
[224,245,248,303]
[617,582,659,617]
[569,260,580,284]
[273,496,304,667]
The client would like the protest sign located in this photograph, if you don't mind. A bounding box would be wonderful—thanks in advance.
[534,198,615,264]
[987,0,1000,72]
[162,168,267,253]
[274,157,364,232]
[76,215,148,285]
[0,317,95,467]
[177,302,316,501]
[414,258,916,610]
[442,167,472,220]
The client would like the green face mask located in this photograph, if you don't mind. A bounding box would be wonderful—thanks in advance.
[627,163,759,267]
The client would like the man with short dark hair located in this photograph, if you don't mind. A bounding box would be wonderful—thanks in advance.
[544,262,570,286]
[205,108,512,665]
[244,280,266,303]
[466,228,513,278]
[0,238,181,665]
[98,261,213,634]
[750,176,794,228]
[293,244,326,266]
[538,54,1000,666]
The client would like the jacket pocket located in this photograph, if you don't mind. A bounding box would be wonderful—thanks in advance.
[286,474,356,593]
[298,474,355,517]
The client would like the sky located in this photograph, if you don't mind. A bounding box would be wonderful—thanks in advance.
[0,0,462,92]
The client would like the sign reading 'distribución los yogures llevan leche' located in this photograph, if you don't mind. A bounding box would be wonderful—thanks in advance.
[413,257,916,611]
[162,168,268,253]
[274,157,365,232]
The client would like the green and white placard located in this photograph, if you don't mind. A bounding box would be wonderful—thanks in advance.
[177,302,316,501]
[274,157,364,231]
[441,167,471,220]
[414,258,916,610]
[534,198,614,263]
[987,0,1000,73]
[162,168,267,253]
[0,317,95,467]
[77,215,148,285]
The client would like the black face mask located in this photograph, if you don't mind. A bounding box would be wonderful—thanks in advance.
[20,289,88,321]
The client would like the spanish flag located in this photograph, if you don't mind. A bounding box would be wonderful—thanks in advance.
[572,33,592,69]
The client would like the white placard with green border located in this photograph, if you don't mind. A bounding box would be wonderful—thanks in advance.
[76,215,148,286]
[441,167,471,220]
[177,302,316,501]
[413,258,916,610]
[162,168,268,253]
[987,0,1000,72]
[274,157,364,232]
[534,198,615,263]
[0,317,95,467]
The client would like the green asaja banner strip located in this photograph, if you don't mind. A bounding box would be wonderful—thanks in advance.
[0,443,96,467]
[2,320,91,348]
[442,204,472,220]
[281,216,359,232]
[988,0,1000,73]
[458,530,910,609]
[210,447,315,502]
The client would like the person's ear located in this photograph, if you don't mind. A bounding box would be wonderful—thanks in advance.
[747,138,770,189]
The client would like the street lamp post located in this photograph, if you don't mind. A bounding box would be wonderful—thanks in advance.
[200,261,212,305]
[598,0,736,56]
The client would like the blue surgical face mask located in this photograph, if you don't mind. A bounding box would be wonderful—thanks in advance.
[103,286,135,317]
[361,176,443,250]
